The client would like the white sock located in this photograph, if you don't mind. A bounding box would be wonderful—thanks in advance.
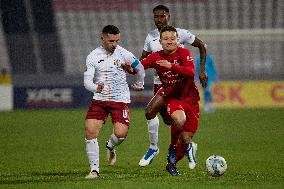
[85,138,99,172]
[147,116,159,150]
[106,134,125,150]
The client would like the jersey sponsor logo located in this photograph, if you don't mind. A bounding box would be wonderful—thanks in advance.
[161,71,179,84]
[162,71,179,78]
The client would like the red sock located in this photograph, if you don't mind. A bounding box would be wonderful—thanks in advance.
[176,141,186,162]
[170,125,182,146]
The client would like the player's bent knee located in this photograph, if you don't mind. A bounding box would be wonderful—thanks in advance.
[145,107,157,120]
[115,132,127,139]
[159,107,172,125]
[161,115,173,125]
[85,130,97,139]
[113,128,128,139]
[145,100,162,120]
[173,118,186,128]
[85,126,98,139]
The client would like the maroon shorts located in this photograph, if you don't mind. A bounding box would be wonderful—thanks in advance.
[165,98,199,133]
[86,100,130,126]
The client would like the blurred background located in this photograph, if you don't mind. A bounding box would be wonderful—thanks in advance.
[0,0,283,110]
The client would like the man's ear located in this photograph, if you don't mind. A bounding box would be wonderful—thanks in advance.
[166,14,170,23]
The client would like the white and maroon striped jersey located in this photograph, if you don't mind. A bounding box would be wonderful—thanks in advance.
[84,45,138,103]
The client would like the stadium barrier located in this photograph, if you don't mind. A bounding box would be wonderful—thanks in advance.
[13,86,152,109]
[199,81,284,108]
[12,81,284,109]
[0,85,13,110]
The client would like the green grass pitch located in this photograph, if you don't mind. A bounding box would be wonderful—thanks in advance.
[0,108,283,188]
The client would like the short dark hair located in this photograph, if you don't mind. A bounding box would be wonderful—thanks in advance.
[153,5,170,14]
[102,25,120,35]
[160,25,177,38]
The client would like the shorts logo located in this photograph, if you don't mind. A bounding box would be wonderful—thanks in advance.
[122,109,128,119]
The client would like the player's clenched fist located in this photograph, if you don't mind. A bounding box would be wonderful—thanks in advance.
[96,81,104,93]
[121,63,137,75]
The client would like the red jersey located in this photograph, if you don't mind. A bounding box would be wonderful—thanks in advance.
[141,47,200,102]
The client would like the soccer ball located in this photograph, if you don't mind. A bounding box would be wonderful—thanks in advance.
[205,155,227,177]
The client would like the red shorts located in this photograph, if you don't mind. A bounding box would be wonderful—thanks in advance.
[165,98,199,133]
[86,100,130,126]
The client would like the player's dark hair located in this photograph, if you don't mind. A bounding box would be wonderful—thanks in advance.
[102,25,120,34]
[153,5,170,14]
[160,25,177,38]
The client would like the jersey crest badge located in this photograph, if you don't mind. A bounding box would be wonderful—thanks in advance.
[114,59,120,66]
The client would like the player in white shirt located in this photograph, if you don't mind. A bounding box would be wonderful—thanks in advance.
[84,25,144,179]
[138,5,208,168]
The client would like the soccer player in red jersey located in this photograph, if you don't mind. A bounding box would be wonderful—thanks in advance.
[140,25,201,176]
[137,5,207,167]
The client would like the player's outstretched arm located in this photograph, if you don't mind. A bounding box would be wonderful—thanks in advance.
[121,64,137,74]
[128,59,145,91]
[191,37,208,88]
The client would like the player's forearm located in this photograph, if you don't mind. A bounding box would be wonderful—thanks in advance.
[199,49,206,72]
[140,50,150,60]
[192,37,207,72]
[132,61,145,85]
[84,74,98,92]
[171,64,195,77]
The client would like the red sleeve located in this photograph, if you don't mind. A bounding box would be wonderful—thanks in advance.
[171,49,195,77]
[141,53,157,69]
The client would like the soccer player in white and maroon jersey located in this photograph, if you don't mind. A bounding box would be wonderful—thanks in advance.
[84,25,144,179]
[141,25,201,176]
[138,4,207,168]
